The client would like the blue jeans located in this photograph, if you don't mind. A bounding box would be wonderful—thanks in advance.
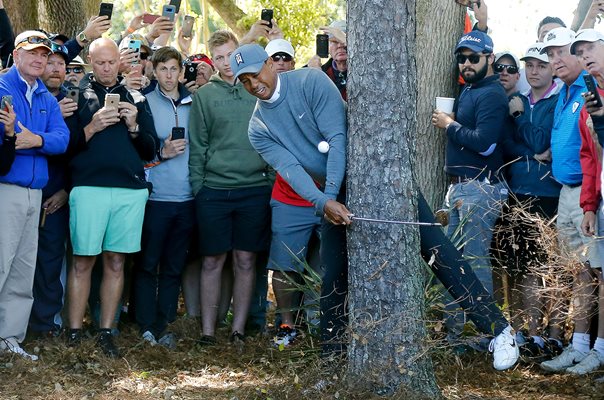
[445,180,507,294]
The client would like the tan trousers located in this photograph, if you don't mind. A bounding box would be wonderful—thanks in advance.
[0,183,41,347]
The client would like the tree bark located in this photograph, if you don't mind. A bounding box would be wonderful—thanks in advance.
[346,0,439,397]
[4,0,38,34]
[82,0,103,19]
[415,0,465,209]
[205,0,247,38]
[39,0,86,37]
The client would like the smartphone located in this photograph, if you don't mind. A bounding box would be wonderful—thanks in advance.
[583,74,603,108]
[171,127,185,140]
[316,34,329,58]
[182,15,195,38]
[261,9,273,28]
[169,0,182,13]
[128,39,142,63]
[184,62,198,83]
[105,93,120,109]
[143,13,160,24]
[99,2,113,19]
[162,5,176,22]
[1,95,12,111]
[130,63,143,76]
[66,87,79,103]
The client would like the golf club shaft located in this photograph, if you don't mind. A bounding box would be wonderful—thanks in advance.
[350,216,441,227]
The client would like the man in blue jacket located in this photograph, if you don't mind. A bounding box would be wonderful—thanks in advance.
[0,30,70,360]
[432,31,509,297]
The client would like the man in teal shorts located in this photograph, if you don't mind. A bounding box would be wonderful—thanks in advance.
[65,38,158,357]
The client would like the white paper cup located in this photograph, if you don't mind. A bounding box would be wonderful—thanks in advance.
[435,97,455,114]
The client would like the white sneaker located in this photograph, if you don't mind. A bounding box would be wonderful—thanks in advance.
[5,343,39,361]
[566,349,604,375]
[540,344,587,372]
[489,327,519,370]
[141,330,157,346]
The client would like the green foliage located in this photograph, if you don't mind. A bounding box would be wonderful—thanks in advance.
[238,0,344,64]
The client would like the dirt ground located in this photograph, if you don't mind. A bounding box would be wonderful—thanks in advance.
[1,316,603,400]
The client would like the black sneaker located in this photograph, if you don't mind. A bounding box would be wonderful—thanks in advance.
[230,331,245,344]
[67,329,83,347]
[197,335,217,347]
[97,330,120,358]
[545,338,564,357]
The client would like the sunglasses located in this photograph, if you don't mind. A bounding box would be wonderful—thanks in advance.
[140,52,150,60]
[50,41,68,55]
[17,35,52,49]
[66,66,84,74]
[271,53,293,62]
[494,64,519,74]
[455,53,487,64]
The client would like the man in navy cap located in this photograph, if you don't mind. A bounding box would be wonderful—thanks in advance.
[230,43,350,356]
[431,30,510,358]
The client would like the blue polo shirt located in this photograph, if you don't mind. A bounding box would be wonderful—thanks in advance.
[551,73,586,186]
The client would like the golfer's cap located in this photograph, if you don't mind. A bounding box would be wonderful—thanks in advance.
[520,43,549,63]
[455,30,494,54]
[265,39,295,58]
[541,27,575,54]
[570,29,604,55]
[14,30,52,52]
[68,56,87,67]
[494,51,521,68]
[230,44,268,82]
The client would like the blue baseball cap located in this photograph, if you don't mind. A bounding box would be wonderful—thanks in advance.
[230,44,268,81]
[455,31,494,54]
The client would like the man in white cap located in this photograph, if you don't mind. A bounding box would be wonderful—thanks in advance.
[308,20,348,100]
[65,56,88,87]
[265,38,295,73]
[539,27,599,373]
[494,51,521,97]
[0,30,69,360]
[540,28,604,375]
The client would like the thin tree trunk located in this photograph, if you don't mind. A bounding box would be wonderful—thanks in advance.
[346,0,440,397]
[415,0,465,210]
[205,0,246,38]
[571,0,594,31]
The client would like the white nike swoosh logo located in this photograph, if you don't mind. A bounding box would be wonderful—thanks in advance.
[298,112,305,119]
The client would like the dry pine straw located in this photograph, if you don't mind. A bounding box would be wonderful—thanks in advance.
[0,317,602,400]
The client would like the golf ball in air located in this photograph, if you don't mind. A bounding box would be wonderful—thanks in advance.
[318,141,330,153]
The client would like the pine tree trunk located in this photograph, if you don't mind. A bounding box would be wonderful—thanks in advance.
[4,0,38,34]
[39,0,86,37]
[415,0,465,209]
[346,0,439,397]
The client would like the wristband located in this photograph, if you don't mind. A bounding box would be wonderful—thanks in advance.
[126,26,136,34]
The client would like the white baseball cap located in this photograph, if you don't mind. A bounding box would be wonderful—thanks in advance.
[495,51,521,68]
[541,27,576,54]
[265,39,295,58]
[520,43,549,63]
[570,29,604,55]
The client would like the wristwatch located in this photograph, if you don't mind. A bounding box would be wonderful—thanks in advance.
[77,32,89,44]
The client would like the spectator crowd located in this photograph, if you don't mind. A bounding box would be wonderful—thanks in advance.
[3,0,604,377]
